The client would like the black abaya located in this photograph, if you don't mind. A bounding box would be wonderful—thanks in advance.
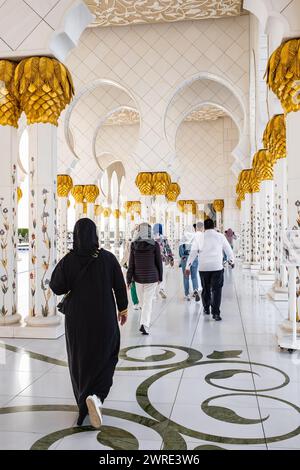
[50,248,128,420]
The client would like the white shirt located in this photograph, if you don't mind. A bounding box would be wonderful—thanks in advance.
[186,229,234,272]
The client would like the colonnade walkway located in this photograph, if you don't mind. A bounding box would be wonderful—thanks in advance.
[0,264,299,450]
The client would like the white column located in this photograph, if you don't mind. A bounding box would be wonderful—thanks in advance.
[242,193,252,267]
[141,195,151,222]
[57,175,73,262]
[257,179,275,280]
[113,208,120,248]
[57,196,68,261]
[0,126,21,326]
[286,112,300,328]
[179,211,185,240]
[26,124,60,326]
[239,199,245,260]
[250,191,261,270]
[86,203,94,220]
[269,157,288,300]
[103,207,111,249]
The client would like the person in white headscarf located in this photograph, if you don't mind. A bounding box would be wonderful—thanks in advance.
[179,225,200,301]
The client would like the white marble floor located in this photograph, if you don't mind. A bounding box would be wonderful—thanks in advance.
[1,262,300,450]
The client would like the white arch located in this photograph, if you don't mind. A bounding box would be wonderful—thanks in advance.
[163,71,248,142]
[92,105,140,172]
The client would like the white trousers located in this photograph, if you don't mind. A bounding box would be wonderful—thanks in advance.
[135,282,158,328]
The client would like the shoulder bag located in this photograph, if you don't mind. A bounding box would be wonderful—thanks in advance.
[57,250,100,315]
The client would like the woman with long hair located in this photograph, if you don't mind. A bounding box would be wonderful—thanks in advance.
[50,218,128,429]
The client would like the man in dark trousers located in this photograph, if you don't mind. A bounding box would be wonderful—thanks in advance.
[185,218,234,321]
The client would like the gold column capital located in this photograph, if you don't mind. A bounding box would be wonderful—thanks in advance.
[84,184,100,203]
[213,199,224,212]
[135,172,153,195]
[152,171,171,196]
[94,204,103,216]
[252,149,274,182]
[166,182,181,202]
[17,186,23,203]
[0,60,21,128]
[103,207,112,218]
[265,38,300,113]
[71,185,85,203]
[113,209,121,219]
[263,114,286,161]
[57,174,73,198]
[14,57,74,126]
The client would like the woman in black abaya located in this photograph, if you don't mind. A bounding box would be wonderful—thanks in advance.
[50,218,128,428]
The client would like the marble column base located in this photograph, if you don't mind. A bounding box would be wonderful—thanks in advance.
[250,262,261,271]
[242,262,252,269]
[0,313,22,325]
[277,324,300,351]
[0,317,64,338]
[257,271,276,281]
[268,284,288,302]
[25,315,61,327]
[279,319,300,333]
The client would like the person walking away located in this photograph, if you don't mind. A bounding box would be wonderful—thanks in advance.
[153,223,174,299]
[121,227,140,310]
[225,228,236,249]
[185,218,234,321]
[50,218,128,428]
[223,228,237,266]
[179,225,200,301]
[127,223,163,335]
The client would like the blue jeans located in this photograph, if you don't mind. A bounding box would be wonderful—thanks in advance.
[181,258,199,296]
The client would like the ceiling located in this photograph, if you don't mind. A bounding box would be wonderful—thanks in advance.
[185,105,227,121]
[104,104,227,126]
[84,0,243,27]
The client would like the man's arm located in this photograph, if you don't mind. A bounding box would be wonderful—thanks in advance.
[185,234,202,272]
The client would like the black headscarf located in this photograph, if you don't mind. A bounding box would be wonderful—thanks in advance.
[73,218,99,256]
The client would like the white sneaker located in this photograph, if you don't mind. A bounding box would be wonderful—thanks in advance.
[159,289,167,299]
[133,304,140,310]
[86,394,102,429]
[184,295,191,301]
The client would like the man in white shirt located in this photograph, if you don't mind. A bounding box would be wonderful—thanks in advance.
[185,218,234,321]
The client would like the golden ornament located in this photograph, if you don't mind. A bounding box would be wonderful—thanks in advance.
[103,207,112,218]
[94,204,103,216]
[14,57,74,126]
[0,60,21,128]
[252,149,274,182]
[213,199,224,212]
[113,209,121,219]
[263,114,286,161]
[166,182,181,202]
[135,172,153,195]
[57,174,73,198]
[17,186,23,203]
[265,39,300,113]
[84,184,100,203]
[71,185,85,203]
[83,202,87,214]
[152,172,171,196]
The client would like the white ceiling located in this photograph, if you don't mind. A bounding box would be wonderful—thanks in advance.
[84,0,243,27]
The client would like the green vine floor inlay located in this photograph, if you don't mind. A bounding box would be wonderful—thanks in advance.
[0,342,299,450]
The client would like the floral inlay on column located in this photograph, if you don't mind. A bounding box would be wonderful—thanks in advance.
[0,199,9,316]
[0,60,22,325]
